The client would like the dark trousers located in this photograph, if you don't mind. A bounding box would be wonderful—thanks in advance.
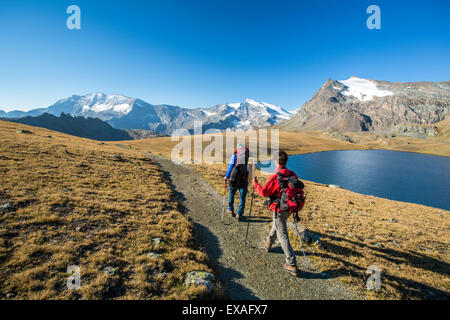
[228,184,248,217]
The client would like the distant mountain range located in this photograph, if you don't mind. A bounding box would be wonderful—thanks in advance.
[2,77,449,139]
[0,94,294,135]
[279,77,450,136]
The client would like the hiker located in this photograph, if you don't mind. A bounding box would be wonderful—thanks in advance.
[253,150,305,276]
[224,144,250,221]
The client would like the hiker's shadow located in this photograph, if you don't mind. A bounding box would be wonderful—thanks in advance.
[269,246,341,280]
[241,216,271,224]
[310,232,450,299]
[296,268,343,280]
[194,222,259,300]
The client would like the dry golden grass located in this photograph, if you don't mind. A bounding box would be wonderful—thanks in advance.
[0,120,213,300]
[119,133,449,299]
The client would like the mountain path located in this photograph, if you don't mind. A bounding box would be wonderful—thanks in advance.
[146,153,362,300]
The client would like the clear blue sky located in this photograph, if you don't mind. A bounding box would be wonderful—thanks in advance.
[0,0,449,111]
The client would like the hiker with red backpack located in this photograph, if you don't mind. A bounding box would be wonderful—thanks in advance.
[253,150,305,276]
[224,144,250,221]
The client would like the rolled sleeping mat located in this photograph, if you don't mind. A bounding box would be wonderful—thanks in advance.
[247,158,255,184]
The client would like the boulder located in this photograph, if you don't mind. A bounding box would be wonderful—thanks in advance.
[102,266,116,276]
[327,184,341,188]
[152,238,162,246]
[146,252,161,259]
[112,154,124,162]
[0,202,14,213]
[184,271,215,294]
[16,129,33,134]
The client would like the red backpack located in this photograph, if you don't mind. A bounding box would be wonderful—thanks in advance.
[275,171,305,214]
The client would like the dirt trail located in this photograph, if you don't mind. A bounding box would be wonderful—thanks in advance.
[146,153,362,300]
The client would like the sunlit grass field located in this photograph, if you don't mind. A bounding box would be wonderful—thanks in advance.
[0,120,213,299]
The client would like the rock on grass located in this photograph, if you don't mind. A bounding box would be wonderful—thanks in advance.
[0,202,14,213]
[184,271,215,294]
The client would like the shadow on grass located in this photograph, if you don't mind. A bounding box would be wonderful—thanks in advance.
[309,231,450,300]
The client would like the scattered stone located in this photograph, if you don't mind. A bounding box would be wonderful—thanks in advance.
[0,202,14,213]
[370,201,376,205]
[99,142,104,145]
[102,266,116,276]
[287,223,311,242]
[353,210,361,215]
[112,154,124,162]
[46,135,52,138]
[16,129,33,134]
[327,184,341,188]
[310,212,319,217]
[388,218,398,223]
[323,223,333,228]
[75,226,82,232]
[374,243,384,249]
[418,246,433,253]
[310,233,321,246]
[152,238,162,246]
[6,293,14,299]
[347,201,354,205]
[146,252,161,259]
[184,271,215,294]
[392,240,401,247]
[62,188,72,193]
[76,163,89,168]
[156,272,169,278]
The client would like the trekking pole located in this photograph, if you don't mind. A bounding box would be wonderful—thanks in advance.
[244,184,255,244]
[293,219,310,269]
[221,180,227,223]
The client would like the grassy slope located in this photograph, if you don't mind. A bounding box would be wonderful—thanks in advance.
[119,132,450,300]
[0,120,212,300]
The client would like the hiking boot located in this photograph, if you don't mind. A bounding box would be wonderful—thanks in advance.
[262,239,272,252]
[284,264,298,276]
[226,209,235,217]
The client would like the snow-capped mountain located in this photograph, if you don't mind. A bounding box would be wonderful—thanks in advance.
[0,94,294,135]
[279,76,450,133]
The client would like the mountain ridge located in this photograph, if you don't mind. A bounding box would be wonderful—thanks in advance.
[2,113,133,141]
[278,77,450,134]
[0,94,294,135]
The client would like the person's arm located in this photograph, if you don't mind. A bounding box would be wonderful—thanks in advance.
[253,175,277,197]
[225,154,236,179]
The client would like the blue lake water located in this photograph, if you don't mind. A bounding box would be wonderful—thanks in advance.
[256,149,450,211]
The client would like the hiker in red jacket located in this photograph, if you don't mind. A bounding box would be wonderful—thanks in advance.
[253,150,299,276]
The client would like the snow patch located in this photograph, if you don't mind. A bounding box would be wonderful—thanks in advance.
[338,77,393,101]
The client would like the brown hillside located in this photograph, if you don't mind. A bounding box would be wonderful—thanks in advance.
[0,120,212,299]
